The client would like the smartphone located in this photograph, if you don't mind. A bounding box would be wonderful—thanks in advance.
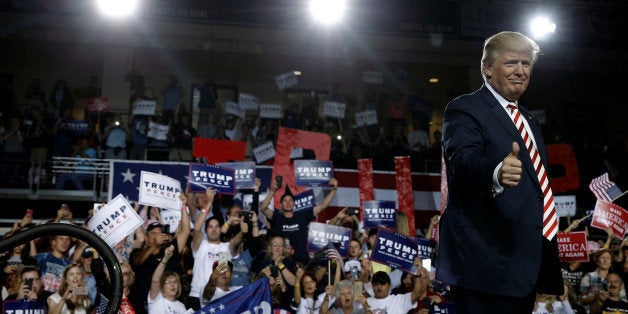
[422,297,431,309]
[218,252,228,266]
[72,286,88,295]
[350,265,359,279]
[346,208,359,216]
[161,224,170,234]
[275,175,283,187]
[26,209,33,218]
[24,278,33,290]
[270,265,279,278]
[352,282,363,299]
[61,204,68,210]
[602,282,608,291]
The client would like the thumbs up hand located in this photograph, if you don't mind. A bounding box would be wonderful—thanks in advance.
[499,142,522,187]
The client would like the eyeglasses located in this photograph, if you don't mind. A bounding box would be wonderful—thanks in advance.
[164,280,178,284]
[23,277,41,282]
[271,243,284,247]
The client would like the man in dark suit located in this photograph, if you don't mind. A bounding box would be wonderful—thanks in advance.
[435,31,564,313]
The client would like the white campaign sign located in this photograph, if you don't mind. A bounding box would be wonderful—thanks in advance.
[555,195,577,217]
[259,104,282,119]
[253,141,276,163]
[226,101,246,119]
[238,93,260,111]
[132,100,156,116]
[324,101,346,118]
[275,71,298,90]
[355,110,378,126]
[160,209,182,234]
[88,194,143,247]
[362,71,383,84]
[147,121,169,140]
[139,171,182,211]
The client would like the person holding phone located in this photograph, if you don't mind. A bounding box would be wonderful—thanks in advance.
[188,188,247,310]
[579,248,615,307]
[4,266,52,308]
[260,176,339,264]
[47,263,90,314]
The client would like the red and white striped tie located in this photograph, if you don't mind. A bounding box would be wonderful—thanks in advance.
[507,104,557,240]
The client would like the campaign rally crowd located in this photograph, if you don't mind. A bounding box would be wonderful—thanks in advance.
[0,169,626,314]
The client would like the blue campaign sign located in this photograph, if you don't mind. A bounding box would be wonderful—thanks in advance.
[189,163,236,194]
[293,189,316,212]
[3,299,46,313]
[363,200,397,229]
[416,237,436,260]
[216,161,256,189]
[294,159,334,187]
[109,160,189,202]
[371,228,419,274]
[307,222,352,257]
[195,277,271,314]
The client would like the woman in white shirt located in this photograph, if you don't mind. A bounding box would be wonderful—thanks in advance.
[148,245,189,314]
[47,263,90,314]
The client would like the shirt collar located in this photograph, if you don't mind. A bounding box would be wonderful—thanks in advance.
[485,82,517,110]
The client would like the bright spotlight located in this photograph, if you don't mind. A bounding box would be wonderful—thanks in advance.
[309,0,346,24]
[97,0,140,18]
[530,17,556,39]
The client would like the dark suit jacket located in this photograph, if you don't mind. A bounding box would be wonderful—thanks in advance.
[435,85,563,297]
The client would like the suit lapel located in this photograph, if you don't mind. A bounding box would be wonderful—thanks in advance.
[479,86,541,190]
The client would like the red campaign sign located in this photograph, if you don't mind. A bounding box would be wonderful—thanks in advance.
[86,97,111,113]
[193,138,246,165]
[357,159,374,222]
[591,200,628,239]
[547,143,580,193]
[557,231,589,263]
[395,156,415,236]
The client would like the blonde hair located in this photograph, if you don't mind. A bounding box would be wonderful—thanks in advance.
[481,31,540,81]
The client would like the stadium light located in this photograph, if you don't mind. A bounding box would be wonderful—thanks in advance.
[530,16,556,39]
[309,0,346,25]
[97,0,140,18]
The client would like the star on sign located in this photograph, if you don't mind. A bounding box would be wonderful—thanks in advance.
[218,304,225,310]
[209,307,216,313]
[121,168,137,183]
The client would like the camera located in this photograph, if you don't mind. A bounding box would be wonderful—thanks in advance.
[239,211,253,220]
[161,224,170,234]
[346,208,359,216]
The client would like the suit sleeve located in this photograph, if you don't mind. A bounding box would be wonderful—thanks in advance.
[443,101,496,194]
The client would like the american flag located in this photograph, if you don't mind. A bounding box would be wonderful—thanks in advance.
[589,172,623,202]
[94,293,109,314]
[307,242,345,270]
